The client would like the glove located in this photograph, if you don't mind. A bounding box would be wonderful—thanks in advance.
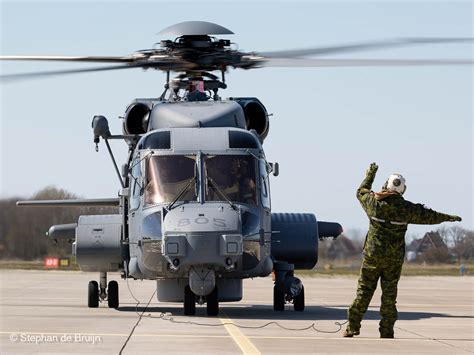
[366,162,378,175]
[448,215,462,222]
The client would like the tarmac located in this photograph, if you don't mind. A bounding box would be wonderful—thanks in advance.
[0,270,472,354]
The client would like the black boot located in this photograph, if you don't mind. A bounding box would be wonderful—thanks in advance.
[379,327,394,338]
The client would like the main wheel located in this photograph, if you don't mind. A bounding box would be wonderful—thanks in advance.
[273,285,285,311]
[107,280,119,309]
[206,286,219,316]
[184,285,196,316]
[88,281,99,308]
[293,285,305,311]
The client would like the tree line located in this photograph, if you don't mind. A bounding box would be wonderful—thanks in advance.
[0,186,117,260]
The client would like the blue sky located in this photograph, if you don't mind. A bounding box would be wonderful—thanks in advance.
[1,1,472,238]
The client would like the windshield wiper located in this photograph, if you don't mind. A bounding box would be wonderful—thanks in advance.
[207,176,237,210]
[166,176,196,211]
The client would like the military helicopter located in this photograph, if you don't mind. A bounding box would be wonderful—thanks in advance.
[2,21,472,316]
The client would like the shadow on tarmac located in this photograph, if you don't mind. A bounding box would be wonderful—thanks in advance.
[116,304,474,321]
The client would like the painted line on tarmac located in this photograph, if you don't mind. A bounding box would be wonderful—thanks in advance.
[219,314,261,355]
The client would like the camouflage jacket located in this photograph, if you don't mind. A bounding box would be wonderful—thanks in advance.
[357,167,452,260]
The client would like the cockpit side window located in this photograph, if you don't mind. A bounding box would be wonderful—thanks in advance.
[130,158,142,211]
[260,160,271,210]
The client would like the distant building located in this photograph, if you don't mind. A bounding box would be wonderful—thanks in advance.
[416,231,448,254]
[406,231,449,262]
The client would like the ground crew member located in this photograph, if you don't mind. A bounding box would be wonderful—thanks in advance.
[344,163,462,338]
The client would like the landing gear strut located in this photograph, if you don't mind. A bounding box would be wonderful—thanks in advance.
[87,272,119,308]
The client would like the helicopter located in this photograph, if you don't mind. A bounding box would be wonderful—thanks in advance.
[2,21,472,316]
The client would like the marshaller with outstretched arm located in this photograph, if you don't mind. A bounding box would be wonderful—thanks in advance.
[344,163,462,338]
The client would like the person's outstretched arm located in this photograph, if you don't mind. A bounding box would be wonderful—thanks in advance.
[403,200,462,225]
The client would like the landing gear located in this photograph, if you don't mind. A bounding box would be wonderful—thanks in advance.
[293,285,305,311]
[107,280,119,309]
[183,285,219,316]
[87,272,120,308]
[273,285,285,311]
[206,286,219,316]
[88,281,99,308]
[273,261,305,312]
[184,285,196,316]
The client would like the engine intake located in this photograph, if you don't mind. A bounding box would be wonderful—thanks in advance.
[231,97,269,141]
[123,102,151,135]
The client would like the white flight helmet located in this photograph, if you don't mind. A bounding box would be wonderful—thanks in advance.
[384,174,407,195]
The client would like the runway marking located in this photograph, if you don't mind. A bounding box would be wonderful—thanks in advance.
[219,314,261,355]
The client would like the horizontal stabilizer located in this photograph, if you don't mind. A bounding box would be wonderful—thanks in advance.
[16,198,120,207]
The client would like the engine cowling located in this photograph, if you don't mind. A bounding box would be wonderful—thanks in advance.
[271,213,343,270]
[271,213,319,269]
[74,214,124,272]
[231,97,269,142]
[123,102,151,135]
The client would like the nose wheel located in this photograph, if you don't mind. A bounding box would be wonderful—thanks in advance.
[183,285,219,316]
[87,272,119,308]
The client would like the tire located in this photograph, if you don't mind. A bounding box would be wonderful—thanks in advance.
[88,281,99,308]
[293,285,305,311]
[184,285,196,316]
[273,285,285,311]
[206,287,219,316]
[107,280,119,309]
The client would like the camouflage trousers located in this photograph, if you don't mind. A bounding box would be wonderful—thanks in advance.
[347,255,403,336]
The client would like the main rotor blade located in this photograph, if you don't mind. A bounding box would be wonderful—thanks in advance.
[264,58,474,67]
[260,38,474,58]
[0,55,135,63]
[0,62,153,82]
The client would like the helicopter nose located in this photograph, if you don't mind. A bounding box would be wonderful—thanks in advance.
[161,204,241,269]
[163,204,239,233]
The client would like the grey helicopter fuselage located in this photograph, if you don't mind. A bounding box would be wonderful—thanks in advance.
[125,99,273,301]
[45,93,342,314]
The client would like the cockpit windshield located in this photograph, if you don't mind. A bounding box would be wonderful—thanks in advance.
[145,155,197,206]
[205,155,257,205]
